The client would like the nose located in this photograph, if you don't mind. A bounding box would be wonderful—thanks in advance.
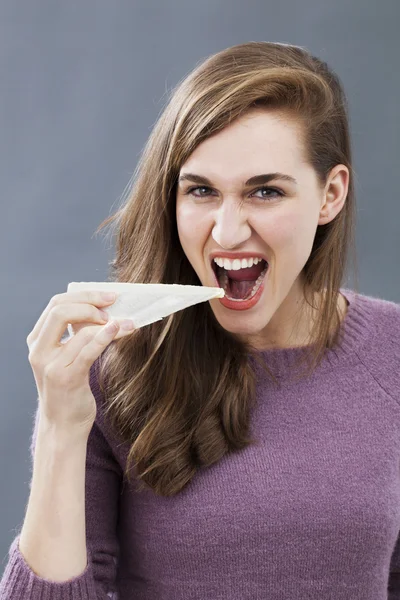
[211,200,252,249]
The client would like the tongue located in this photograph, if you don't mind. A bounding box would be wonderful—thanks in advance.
[227,261,266,281]
[229,279,256,299]
[226,261,267,300]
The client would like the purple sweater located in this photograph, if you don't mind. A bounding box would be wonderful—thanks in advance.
[1,287,400,600]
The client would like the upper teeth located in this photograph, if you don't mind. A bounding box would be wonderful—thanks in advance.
[213,257,265,270]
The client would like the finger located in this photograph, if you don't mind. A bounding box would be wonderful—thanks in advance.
[68,321,123,374]
[69,315,136,343]
[57,324,102,366]
[30,302,111,357]
[27,291,117,348]
[69,319,135,341]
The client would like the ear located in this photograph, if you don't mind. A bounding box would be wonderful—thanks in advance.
[318,165,350,225]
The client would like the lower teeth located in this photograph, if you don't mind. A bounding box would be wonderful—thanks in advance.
[220,266,268,302]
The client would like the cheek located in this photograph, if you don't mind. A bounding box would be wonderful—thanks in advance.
[176,200,206,259]
[263,210,317,258]
[261,212,300,249]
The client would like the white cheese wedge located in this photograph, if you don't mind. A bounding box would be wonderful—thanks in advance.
[66,281,225,333]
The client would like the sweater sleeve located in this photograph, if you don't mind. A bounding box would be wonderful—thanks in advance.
[0,398,122,600]
[359,298,400,599]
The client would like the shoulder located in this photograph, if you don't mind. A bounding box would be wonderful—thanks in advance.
[350,289,400,340]
[344,288,400,404]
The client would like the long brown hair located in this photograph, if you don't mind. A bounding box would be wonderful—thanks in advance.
[94,42,359,497]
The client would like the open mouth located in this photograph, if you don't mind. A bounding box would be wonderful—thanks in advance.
[211,259,269,301]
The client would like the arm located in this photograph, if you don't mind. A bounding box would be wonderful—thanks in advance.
[18,414,91,581]
[0,366,121,598]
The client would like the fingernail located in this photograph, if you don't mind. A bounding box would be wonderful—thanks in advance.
[102,292,116,301]
[120,319,135,331]
[105,320,118,332]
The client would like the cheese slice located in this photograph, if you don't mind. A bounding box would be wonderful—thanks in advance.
[67,281,225,332]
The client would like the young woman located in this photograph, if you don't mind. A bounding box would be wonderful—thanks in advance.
[1,41,399,600]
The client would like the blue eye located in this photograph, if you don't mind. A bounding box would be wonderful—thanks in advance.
[253,187,284,200]
[186,186,211,197]
[185,185,283,201]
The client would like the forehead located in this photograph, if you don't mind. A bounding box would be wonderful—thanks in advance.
[179,110,306,183]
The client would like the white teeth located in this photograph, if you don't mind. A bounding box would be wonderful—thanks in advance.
[213,257,265,270]
[241,258,250,269]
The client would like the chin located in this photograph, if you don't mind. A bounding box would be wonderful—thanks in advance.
[211,305,271,332]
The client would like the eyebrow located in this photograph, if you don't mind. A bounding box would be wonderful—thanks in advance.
[177,172,298,187]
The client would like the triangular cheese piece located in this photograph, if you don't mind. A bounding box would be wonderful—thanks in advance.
[67,281,225,330]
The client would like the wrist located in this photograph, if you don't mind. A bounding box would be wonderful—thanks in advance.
[37,413,91,449]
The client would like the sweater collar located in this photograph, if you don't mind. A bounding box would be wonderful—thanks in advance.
[249,288,374,383]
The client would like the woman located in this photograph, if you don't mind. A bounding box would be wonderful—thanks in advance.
[1,41,400,600]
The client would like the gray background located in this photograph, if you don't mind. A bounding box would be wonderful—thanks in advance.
[0,0,399,564]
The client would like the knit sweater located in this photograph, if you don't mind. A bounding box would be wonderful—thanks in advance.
[1,287,400,600]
